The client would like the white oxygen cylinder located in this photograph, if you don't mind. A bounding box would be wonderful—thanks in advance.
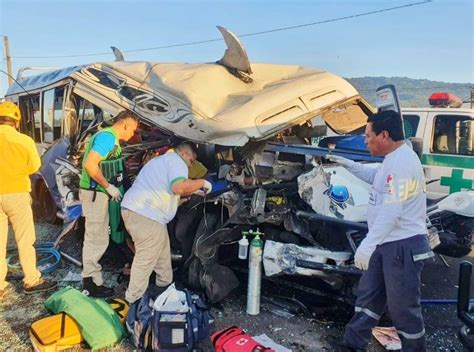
[246,229,263,315]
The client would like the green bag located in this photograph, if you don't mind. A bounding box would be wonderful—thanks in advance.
[44,287,125,350]
[100,156,128,244]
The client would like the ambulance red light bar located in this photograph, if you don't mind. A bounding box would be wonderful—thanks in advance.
[428,92,463,108]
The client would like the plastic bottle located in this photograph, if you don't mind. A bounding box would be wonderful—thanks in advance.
[238,232,249,260]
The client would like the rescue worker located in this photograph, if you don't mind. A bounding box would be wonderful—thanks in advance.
[120,142,212,305]
[80,110,138,298]
[327,110,432,352]
[0,102,57,299]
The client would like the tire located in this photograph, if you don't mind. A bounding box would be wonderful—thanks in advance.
[38,182,60,224]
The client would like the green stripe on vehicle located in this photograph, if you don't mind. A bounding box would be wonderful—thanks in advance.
[421,154,474,169]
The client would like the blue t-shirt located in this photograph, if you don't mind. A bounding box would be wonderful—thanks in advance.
[91,131,115,157]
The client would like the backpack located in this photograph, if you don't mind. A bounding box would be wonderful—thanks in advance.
[151,289,214,351]
[211,326,275,352]
[184,289,214,344]
[42,287,126,350]
[126,293,154,350]
[127,288,213,351]
[30,298,129,352]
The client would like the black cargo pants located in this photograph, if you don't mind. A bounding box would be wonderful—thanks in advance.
[343,234,433,351]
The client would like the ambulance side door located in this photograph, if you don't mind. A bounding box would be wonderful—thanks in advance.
[423,111,473,199]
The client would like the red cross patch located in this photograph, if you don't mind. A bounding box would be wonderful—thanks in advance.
[384,174,394,194]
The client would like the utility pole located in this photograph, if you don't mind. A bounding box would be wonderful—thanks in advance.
[471,86,473,109]
[3,35,13,85]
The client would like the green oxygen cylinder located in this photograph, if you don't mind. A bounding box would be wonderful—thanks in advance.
[247,228,264,315]
[100,156,128,244]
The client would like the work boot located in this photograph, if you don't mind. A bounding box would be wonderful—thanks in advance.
[82,277,114,298]
[23,278,57,294]
[326,336,365,352]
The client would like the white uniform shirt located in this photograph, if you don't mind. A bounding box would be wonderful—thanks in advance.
[121,152,188,224]
[347,144,427,251]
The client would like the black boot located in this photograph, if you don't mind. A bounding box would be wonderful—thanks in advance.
[82,277,114,298]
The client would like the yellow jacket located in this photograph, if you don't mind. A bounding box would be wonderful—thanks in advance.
[0,125,41,194]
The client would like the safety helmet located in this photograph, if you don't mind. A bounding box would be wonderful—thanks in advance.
[0,101,21,121]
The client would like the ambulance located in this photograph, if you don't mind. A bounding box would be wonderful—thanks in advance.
[401,93,473,200]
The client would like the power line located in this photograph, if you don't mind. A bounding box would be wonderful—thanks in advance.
[357,86,472,92]
[11,0,431,59]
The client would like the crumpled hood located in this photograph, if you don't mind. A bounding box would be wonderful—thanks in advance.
[72,61,372,146]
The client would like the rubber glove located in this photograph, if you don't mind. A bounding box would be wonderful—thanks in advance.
[325,154,353,168]
[106,184,122,201]
[354,241,375,271]
[202,180,213,195]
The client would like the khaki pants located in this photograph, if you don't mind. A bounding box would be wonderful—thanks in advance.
[122,209,172,304]
[80,189,109,285]
[0,192,41,289]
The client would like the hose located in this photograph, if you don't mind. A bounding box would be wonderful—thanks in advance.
[7,242,61,274]
[421,299,474,305]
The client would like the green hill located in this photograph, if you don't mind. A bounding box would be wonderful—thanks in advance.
[346,77,472,108]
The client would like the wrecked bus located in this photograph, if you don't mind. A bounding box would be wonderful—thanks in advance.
[4,27,473,303]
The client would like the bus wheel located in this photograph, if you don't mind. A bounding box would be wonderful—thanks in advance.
[39,183,59,224]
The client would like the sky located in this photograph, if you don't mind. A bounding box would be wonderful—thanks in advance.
[0,0,472,97]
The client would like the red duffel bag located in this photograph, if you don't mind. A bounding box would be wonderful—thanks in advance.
[211,326,275,352]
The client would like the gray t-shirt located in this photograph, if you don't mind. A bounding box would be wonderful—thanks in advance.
[121,152,188,224]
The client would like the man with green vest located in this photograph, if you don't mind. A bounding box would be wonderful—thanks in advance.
[80,110,138,298]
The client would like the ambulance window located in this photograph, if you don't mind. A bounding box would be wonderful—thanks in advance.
[458,120,473,155]
[432,114,473,156]
[402,114,420,138]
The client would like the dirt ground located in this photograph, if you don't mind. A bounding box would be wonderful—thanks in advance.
[0,218,472,351]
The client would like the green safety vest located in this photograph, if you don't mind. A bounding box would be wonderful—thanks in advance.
[79,127,121,193]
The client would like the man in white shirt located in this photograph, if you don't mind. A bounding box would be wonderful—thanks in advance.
[327,110,433,352]
[121,142,212,304]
